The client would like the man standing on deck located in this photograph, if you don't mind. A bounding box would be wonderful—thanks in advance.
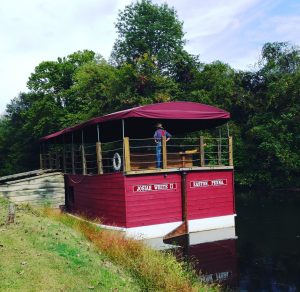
[154,123,172,168]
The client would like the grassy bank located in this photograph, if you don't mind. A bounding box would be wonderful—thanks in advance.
[44,209,219,292]
[0,198,219,291]
[0,198,139,291]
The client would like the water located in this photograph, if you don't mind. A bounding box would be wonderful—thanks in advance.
[236,191,300,291]
[144,191,300,291]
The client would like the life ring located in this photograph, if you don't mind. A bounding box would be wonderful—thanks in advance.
[112,152,122,171]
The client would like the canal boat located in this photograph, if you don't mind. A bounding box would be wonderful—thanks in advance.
[40,101,236,239]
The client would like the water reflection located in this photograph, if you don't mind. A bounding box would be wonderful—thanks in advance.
[236,192,300,292]
[143,192,300,291]
[144,227,239,288]
[144,191,300,291]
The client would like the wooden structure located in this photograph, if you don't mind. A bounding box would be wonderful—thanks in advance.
[0,170,64,207]
[40,102,236,238]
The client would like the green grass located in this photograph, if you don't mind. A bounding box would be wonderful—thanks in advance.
[44,209,220,292]
[0,198,220,291]
[0,198,139,291]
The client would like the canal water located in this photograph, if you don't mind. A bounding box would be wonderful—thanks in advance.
[145,191,300,291]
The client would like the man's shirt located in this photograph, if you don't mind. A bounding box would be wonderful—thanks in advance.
[154,129,172,143]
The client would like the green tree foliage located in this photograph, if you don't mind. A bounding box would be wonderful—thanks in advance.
[111,0,184,69]
[0,0,299,192]
[0,51,99,175]
[231,42,300,188]
[111,0,199,82]
[0,93,41,174]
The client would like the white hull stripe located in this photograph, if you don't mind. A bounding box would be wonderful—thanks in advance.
[99,214,236,239]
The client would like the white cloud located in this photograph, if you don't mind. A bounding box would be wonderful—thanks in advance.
[0,0,300,113]
[267,16,300,43]
[0,0,132,113]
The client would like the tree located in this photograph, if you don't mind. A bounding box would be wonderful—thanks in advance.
[111,0,195,76]
[260,42,300,75]
[235,42,300,188]
[0,93,42,175]
[67,59,118,120]
[0,51,99,175]
[27,50,97,108]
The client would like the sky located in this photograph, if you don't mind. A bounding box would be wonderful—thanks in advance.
[1,0,300,114]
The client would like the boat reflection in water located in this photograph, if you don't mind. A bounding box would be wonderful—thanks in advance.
[144,227,238,288]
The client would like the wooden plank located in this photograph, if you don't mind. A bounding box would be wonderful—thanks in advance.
[228,136,233,166]
[0,183,65,192]
[96,142,103,175]
[124,137,131,172]
[162,136,167,169]
[200,136,205,167]
[9,195,65,205]
[4,173,64,185]
[9,193,65,201]
[0,169,57,183]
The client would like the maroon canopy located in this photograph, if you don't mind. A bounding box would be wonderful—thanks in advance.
[40,102,230,142]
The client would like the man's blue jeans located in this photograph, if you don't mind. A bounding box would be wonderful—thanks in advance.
[156,142,162,168]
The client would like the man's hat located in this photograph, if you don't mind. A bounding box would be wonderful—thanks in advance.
[156,123,163,129]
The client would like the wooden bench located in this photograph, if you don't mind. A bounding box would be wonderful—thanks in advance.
[130,149,198,170]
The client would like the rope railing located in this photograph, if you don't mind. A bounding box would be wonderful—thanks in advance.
[40,135,233,174]
[127,136,233,171]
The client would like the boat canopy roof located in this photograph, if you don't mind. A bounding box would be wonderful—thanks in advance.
[40,101,230,143]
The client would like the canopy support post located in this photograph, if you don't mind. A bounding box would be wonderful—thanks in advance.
[96,142,103,175]
[200,136,205,167]
[63,134,66,173]
[43,143,48,169]
[97,123,100,142]
[122,119,125,173]
[49,142,53,170]
[81,130,87,175]
[218,128,222,165]
[55,151,59,170]
[124,137,131,172]
[96,124,103,174]
[227,122,230,137]
[162,136,167,169]
[71,133,75,174]
[228,136,233,166]
[39,144,43,169]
